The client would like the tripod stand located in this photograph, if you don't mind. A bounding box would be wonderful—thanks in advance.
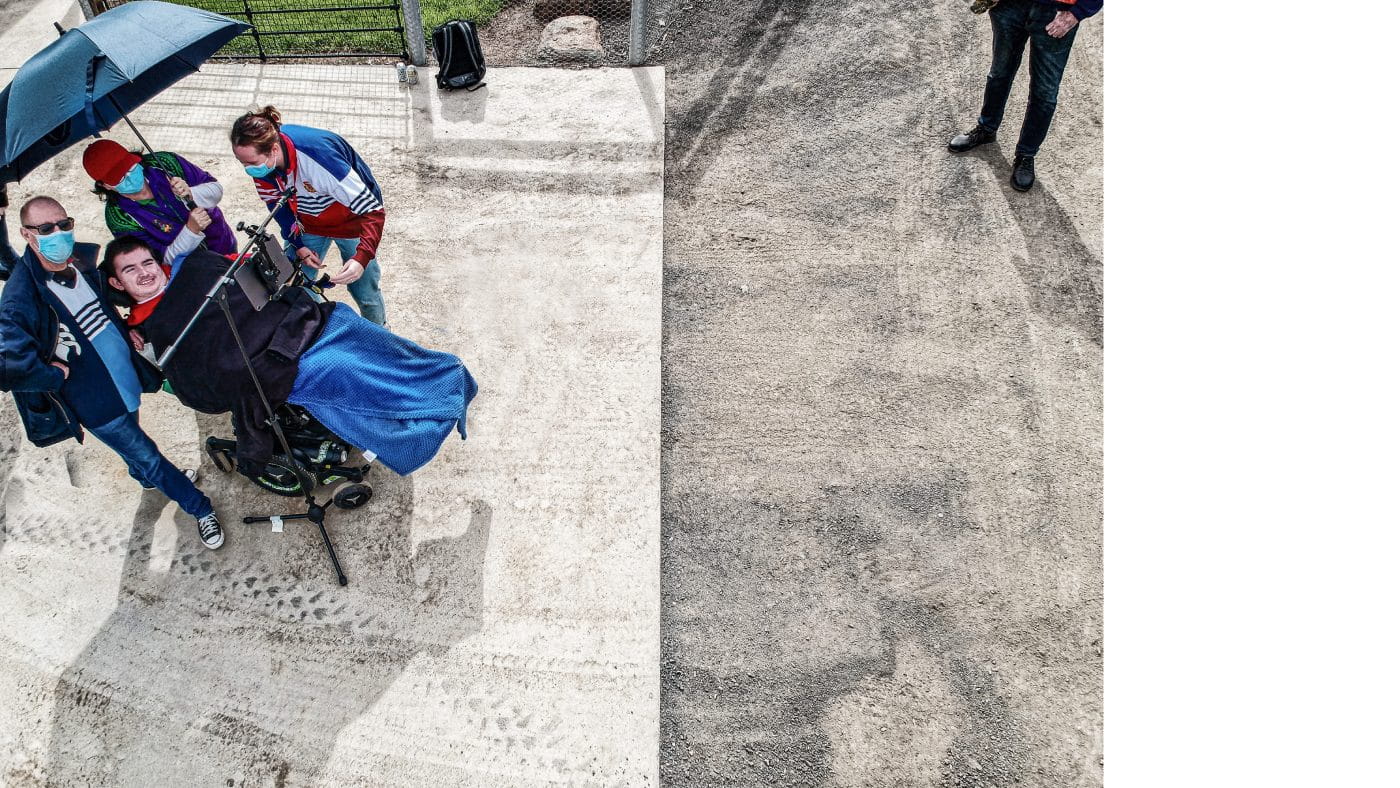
[217,285,349,586]
[156,190,352,585]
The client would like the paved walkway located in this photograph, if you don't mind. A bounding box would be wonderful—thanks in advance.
[0,5,663,785]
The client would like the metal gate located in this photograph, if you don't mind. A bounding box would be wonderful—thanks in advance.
[91,0,410,60]
[88,0,659,65]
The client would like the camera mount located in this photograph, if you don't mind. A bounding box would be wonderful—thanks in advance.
[154,187,352,585]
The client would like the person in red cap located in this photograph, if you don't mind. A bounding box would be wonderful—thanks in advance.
[82,140,237,265]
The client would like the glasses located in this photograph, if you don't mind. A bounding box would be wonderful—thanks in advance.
[22,217,76,235]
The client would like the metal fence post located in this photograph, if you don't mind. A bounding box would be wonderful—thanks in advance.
[401,0,427,66]
[240,0,266,60]
[77,0,96,20]
[628,0,648,66]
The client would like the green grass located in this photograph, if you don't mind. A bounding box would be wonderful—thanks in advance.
[161,0,504,57]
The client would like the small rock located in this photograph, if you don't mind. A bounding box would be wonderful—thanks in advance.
[540,15,604,62]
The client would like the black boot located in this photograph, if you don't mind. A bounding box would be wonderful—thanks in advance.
[1011,155,1035,191]
[948,125,996,153]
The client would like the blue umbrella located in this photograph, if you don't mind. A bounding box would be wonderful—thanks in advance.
[0,1,248,183]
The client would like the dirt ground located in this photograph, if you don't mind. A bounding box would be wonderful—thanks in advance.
[653,1,1103,785]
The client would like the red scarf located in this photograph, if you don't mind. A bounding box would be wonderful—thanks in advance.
[127,293,163,326]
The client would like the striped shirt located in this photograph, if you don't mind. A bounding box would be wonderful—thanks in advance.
[46,267,141,413]
[46,269,113,341]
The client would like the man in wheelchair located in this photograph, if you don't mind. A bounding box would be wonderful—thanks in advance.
[100,236,477,484]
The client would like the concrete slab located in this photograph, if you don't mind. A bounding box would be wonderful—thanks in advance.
[0,0,83,72]
[0,51,662,788]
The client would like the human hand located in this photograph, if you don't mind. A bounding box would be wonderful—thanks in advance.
[328,259,364,285]
[186,207,211,232]
[169,177,192,201]
[297,247,324,269]
[1046,9,1078,38]
[128,328,145,352]
[53,325,81,363]
[51,361,69,379]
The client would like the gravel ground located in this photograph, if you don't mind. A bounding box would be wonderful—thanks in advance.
[654,1,1103,785]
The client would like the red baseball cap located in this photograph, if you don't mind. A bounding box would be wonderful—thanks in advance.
[82,139,142,187]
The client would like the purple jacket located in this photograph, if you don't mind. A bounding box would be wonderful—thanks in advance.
[103,152,237,261]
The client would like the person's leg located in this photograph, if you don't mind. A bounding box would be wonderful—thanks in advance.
[96,409,153,486]
[976,0,1033,134]
[106,413,189,489]
[88,411,212,518]
[332,237,387,326]
[1015,5,1079,157]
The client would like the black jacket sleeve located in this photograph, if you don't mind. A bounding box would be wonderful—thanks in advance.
[0,214,20,280]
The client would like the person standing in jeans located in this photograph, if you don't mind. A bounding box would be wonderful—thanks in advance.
[0,196,223,549]
[230,105,389,325]
[948,0,1103,191]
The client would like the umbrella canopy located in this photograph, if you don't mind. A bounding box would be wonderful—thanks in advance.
[0,1,248,183]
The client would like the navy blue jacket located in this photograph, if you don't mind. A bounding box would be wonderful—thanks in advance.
[1034,0,1103,20]
[0,244,162,447]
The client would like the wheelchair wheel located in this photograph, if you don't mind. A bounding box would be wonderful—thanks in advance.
[254,455,314,498]
[330,481,373,510]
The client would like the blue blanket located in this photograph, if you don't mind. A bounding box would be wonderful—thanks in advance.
[288,304,477,475]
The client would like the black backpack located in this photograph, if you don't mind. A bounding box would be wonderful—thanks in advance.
[431,20,487,92]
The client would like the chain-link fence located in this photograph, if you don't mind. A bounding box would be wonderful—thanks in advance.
[89,0,410,58]
[465,0,630,66]
[87,0,660,66]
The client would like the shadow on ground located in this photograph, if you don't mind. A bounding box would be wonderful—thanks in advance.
[42,461,492,786]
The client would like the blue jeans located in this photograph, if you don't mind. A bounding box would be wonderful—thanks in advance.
[88,410,212,518]
[977,0,1080,158]
[290,233,387,325]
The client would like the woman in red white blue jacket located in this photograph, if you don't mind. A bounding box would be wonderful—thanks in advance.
[230,106,388,325]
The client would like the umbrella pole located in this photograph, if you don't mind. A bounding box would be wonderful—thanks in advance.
[109,97,154,154]
[119,112,153,154]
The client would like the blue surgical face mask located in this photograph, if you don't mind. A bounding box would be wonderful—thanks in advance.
[244,161,274,178]
[37,230,76,264]
[112,165,145,195]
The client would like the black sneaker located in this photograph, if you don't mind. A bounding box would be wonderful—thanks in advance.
[143,468,198,490]
[196,511,225,550]
[948,125,996,153]
[1011,155,1036,191]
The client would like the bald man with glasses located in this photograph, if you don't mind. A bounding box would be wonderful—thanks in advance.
[0,195,224,550]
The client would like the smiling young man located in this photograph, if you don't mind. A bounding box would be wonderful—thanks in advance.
[103,236,185,328]
[0,196,223,549]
